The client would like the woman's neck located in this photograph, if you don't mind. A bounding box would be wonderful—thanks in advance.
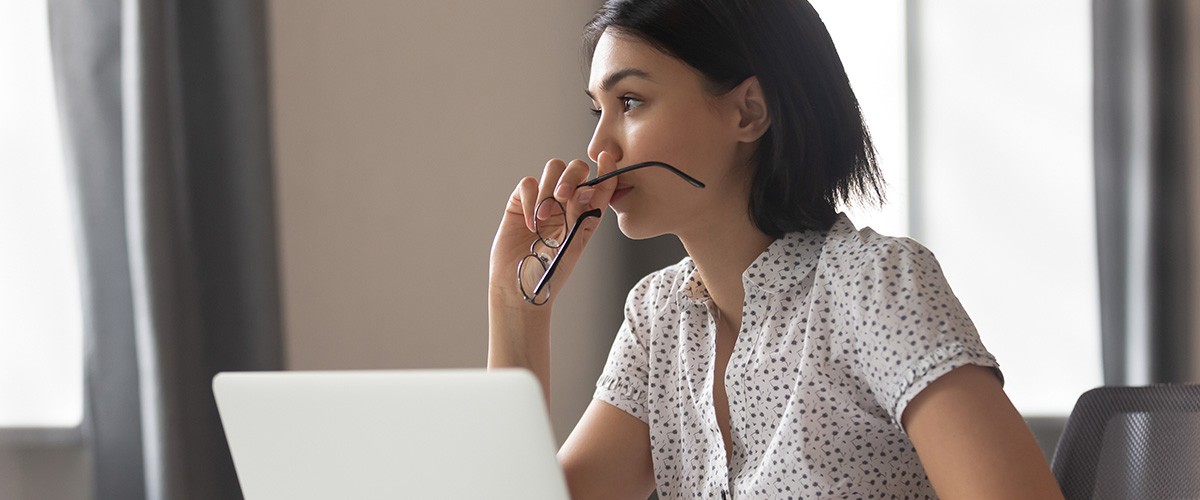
[678,215,774,330]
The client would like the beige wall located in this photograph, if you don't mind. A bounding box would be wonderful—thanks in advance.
[0,446,89,500]
[267,0,620,442]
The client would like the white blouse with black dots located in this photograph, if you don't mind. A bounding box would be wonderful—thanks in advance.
[594,213,1002,499]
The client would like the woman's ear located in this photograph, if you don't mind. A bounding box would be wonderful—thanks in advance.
[732,76,770,143]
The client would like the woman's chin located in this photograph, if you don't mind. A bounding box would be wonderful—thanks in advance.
[615,212,667,241]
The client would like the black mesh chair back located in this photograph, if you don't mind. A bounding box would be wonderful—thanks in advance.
[1051,384,1200,500]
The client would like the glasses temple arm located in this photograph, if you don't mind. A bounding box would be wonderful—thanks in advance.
[577,161,705,189]
[532,208,602,297]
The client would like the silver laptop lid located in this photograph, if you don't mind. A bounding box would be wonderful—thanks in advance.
[213,369,569,500]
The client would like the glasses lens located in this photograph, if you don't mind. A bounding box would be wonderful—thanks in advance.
[534,198,568,249]
[518,253,551,305]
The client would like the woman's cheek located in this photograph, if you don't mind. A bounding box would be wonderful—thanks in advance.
[627,119,676,156]
[623,122,653,156]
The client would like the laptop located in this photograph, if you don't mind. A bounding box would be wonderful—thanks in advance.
[213,368,570,500]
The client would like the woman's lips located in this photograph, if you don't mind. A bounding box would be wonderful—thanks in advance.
[610,184,634,204]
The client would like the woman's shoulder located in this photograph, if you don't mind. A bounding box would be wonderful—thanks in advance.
[810,214,954,306]
[822,213,943,273]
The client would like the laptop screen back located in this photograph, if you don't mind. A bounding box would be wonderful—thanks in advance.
[213,369,569,500]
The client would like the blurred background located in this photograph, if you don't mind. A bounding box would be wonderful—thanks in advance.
[1,0,1196,498]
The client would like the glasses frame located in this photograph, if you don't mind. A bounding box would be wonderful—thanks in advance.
[519,199,601,304]
[518,160,705,305]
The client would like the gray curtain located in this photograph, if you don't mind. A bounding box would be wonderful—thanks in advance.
[47,0,283,498]
[1095,0,1200,386]
[48,0,144,498]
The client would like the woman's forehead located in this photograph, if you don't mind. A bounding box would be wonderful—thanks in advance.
[588,32,694,94]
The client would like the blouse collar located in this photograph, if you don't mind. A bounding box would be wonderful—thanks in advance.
[677,213,850,303]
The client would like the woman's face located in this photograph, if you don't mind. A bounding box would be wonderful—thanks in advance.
[587,31,756,240]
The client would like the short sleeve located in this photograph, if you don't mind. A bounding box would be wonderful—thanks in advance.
[593,276,654,424]
[851,238,1002,430]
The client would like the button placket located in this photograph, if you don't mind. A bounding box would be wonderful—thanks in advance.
[701,299,733,497]
[725,283,766,459]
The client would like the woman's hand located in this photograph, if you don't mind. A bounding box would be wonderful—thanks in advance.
[487,152,619,404]
[488,152,619,311]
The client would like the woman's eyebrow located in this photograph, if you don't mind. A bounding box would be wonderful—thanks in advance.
[584,67,653,99]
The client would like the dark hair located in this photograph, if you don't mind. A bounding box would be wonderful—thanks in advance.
[584,0,884,236]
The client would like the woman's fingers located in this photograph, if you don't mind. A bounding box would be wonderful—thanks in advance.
[555,159,591,201]
[587,151,620,209]
[558,159,595,219]
[516,176,539,232]
[537,158,568,207]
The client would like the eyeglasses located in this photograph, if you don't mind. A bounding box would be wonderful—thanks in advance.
[518,161,705,305]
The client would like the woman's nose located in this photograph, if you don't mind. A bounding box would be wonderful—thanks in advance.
[586,120,621,165]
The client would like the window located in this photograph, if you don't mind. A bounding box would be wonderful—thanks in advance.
[810,0,909,237]
[814,0,1102,415]
[0,1,85,428]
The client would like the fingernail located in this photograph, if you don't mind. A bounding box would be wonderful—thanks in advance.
[577,188,594,205]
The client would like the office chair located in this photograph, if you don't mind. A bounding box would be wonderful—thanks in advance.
[1051,384,1200,500]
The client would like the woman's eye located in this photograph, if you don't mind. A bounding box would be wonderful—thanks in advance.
[589,97,642,118]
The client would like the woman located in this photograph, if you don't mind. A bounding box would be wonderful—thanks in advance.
[488,0,1064,498]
